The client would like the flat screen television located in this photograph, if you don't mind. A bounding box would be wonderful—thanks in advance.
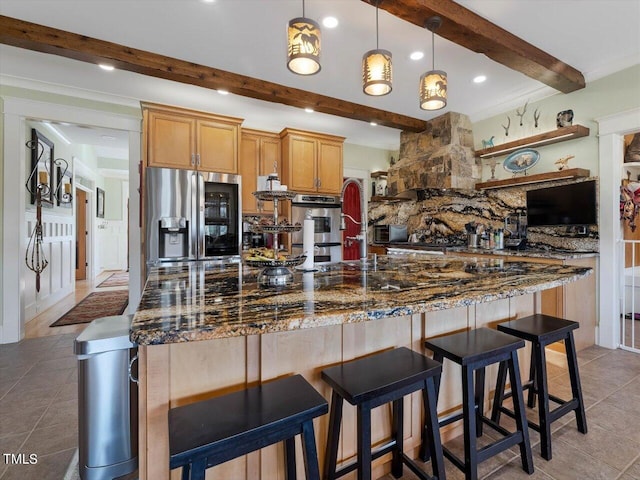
[526,180,597,226]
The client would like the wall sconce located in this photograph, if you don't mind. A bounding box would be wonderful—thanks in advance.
[362,1,392,96]
[287,0,321,75]
[25,139,72,292]
[419,16,447,111]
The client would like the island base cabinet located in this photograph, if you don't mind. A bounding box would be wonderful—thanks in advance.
[138,294,539,479]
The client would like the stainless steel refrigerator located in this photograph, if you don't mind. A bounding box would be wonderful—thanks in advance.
[145,167,242,264]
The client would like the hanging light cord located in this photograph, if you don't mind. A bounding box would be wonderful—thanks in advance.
[431,29,435,70]
[375,1,379,49]
[302,0,305,17]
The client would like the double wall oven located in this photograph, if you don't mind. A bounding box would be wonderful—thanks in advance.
[290,194,342,265]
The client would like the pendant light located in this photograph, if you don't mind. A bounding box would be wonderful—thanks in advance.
[362,0,392,96]
[287,0,321,75]
[419,16,447,110]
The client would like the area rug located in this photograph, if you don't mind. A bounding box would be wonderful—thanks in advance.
[97,270,129,288]
[50,290,129,327]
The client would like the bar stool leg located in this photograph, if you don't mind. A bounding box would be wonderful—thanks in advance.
[391,399,403,478]
[324,391,344,480]
[423,377,446,480]
[462,365,479,480]
[533,341,553,460]
[508,351,534,474]
[527,347,537,408]
[190,458,207,480]
[565,334,588,434]
[474,367,486,438]
[357,403,372,480]
[490,361,508,424]
[301,420,321,480]
[181,464,190,480]
[285,437,297,480]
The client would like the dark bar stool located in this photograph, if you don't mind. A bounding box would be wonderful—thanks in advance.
[321,347,445,480]
[491,314,587,460]
[424,327,534,480]
[169,374,328,480]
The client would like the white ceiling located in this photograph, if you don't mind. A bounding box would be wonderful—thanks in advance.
[1,0,639,154]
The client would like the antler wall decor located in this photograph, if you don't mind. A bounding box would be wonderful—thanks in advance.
[25,138,72,292]
[501,116,511,136]
[516,100,529,126]
[533,108,541,128]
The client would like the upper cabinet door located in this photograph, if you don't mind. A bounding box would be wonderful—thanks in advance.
[287,135,317,193]
[317,140,343,194]
[146,110,196,169]
[197,119,240,174]
[259,136,281,178]
[239,131,281,214]
[239,133,260,214]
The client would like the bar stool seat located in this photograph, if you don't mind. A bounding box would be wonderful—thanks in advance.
[424,328,534,480]
[491,314,587,460]
[321,347,445,480]
[169,374,328,480]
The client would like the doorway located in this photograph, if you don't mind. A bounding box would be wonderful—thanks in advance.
[76,189,87,280]
[619,131,640,353]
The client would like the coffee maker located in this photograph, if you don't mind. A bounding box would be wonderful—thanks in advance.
[504,212,527,249]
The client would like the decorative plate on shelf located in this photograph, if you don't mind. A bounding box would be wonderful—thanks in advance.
[503,148,540,174]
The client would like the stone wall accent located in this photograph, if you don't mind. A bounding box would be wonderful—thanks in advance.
[387,112,479,195]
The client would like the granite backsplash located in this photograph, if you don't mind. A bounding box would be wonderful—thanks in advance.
[369,178,599,252]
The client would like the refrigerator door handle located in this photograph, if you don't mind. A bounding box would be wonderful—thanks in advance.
[198,173,205,259]
[191,172,199,259]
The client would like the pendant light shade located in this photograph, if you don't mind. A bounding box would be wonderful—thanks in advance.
[419,16,447,111]
[419,70,447,110]
[362,1,392,96]
[363,49,392,96]
[287,1,321,75]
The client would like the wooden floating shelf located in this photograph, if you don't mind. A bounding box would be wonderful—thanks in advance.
[475,125,590,158]
[475,168,591,191]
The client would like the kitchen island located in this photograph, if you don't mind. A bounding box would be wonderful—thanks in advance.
[132,255,592,479]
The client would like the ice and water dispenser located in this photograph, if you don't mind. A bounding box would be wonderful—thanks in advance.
[158,217,188,259]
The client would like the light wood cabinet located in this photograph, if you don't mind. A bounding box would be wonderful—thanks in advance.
[142,102,242,173]
[239,129,281,214]
[280,128,344,195]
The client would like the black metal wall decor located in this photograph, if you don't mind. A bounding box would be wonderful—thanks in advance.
[97,187,105,218]
[25,128,72,292]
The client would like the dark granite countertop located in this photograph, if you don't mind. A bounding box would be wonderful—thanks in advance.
[376,243,598,260]
[131,256,592,346]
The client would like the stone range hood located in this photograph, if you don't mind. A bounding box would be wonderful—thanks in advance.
[387,112,480,196]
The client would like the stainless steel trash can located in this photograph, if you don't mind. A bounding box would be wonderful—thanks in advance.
[74,315,138,480]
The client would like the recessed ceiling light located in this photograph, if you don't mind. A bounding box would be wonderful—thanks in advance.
[370,122,378,126]
[98,64,115,71]
[201,0,215,3]
[473,75,487,83]
[409,51,424,61]
[322,16,338,28]
[217,89,229,95]
[101,135,116,141]
[304,107,314,113]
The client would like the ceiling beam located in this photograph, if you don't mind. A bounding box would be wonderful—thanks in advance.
[0,15,427,133]
[362,0,585,93]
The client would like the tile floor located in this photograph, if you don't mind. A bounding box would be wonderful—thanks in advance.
[1,331,639,479]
